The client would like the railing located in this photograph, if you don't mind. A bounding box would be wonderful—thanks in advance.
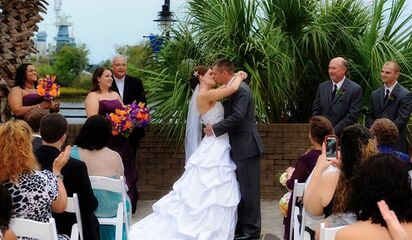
[59,103,86,123]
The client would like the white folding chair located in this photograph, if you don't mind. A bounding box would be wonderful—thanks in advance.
[319,222,345,240]
[89,176,129,240]
[10,217,58,240]
[70,223,79,240]
[290,179,306,240]
[65,193,83,240]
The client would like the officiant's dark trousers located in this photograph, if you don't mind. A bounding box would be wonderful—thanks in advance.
[234,154,261,238]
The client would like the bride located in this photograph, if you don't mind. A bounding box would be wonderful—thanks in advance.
[129,66,247,239]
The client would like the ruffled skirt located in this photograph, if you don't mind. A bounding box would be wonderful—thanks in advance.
[129,134,240,240]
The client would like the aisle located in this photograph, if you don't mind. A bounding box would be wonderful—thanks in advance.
[132,200,283,240]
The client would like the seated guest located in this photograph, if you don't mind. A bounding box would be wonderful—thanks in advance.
[0,120,69,240]
[0,184,17,240]
[8,63,58,118]
[303,124,378,238]
[36,113,100,240]
[283,116,334,240]
[370,118,410,164]
[336,153,412,240]
[72,115,129,240]
[24,107,49,151]
[72,115,124,177]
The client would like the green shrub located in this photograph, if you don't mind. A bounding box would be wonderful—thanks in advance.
[59,87,88,98]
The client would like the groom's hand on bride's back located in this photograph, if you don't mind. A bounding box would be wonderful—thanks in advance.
[203,124,214,136]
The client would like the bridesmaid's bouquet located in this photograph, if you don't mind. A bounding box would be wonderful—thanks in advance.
[37,75,60,101]
[128,101,151,128]
[107,102,150,137]
[107,108,134,137]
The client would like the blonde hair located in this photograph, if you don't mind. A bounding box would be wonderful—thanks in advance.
[0,120,39,182]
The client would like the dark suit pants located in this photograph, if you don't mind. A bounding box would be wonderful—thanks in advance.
[235,155,261,238]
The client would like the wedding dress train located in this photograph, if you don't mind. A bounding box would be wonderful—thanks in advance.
[129,102,240,240]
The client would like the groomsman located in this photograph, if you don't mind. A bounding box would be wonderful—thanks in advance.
[366,61,412,153]
[312,57,363,137]
[110,55,146,213]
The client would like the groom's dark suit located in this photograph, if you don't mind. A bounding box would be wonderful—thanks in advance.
[366,83,412,153]
[213,82,264,238]
[312,78,363,137]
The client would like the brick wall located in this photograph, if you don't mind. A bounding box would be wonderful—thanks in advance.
[67,123,311,200]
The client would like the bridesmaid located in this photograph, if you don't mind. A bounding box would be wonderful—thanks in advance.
[84,67,138,213]
[8,63,59,118]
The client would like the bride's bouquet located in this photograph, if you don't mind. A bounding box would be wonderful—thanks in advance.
[37,75,60,101]
[107,101,150,137]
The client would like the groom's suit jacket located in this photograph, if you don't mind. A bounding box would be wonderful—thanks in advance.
[212,82,264,161]
[366,83,412,153]
[312,78,362,137]
[111,75,147,150]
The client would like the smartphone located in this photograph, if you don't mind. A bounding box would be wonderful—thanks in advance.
[325,135,338,160]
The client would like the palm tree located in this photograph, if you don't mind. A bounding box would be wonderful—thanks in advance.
[142,0,412,140]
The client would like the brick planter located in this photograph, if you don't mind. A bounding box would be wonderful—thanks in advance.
[66,123,311,200]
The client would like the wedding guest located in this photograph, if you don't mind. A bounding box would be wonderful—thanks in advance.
[72,114,128,240]
[24,107,49,151]
[283,116,334,240]
[8,63,58,118]
[0,184,16,240]
[72,114,124,177]
[303,124,377,238]
[0,120,69,240]
[85,67,138,213]
[336,153,412,240]
[36,113,100,240]
[378,200,410,240]
[370,118,410,164]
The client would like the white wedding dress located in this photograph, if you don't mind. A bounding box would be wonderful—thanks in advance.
[129,102,240,240]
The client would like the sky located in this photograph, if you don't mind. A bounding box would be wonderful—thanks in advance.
[39,0,412,64]
[39,0,188,64]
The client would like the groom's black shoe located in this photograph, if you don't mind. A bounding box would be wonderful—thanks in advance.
[234,233,260,240]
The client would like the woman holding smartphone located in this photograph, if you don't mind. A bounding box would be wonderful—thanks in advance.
[303,124,378,238]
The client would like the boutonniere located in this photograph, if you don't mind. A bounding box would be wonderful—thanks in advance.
[386,94,396,104]
[336,88,346,97]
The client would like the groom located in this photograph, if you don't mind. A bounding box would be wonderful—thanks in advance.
[204,58,264,240]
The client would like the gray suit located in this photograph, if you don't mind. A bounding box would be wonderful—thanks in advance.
[312,78,363,137]
[366,83,412,153]
[213,81,264,238]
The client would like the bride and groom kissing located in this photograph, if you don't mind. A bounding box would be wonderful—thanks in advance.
[129,59,264,240]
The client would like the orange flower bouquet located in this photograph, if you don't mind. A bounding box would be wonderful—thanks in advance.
[37,75,60,101]
[106,108,134,137]
[107,102,150,138]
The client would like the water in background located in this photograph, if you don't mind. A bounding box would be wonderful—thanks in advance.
[60,102,86,124]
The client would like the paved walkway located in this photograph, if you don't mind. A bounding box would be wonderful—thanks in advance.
[132,200,284,240]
